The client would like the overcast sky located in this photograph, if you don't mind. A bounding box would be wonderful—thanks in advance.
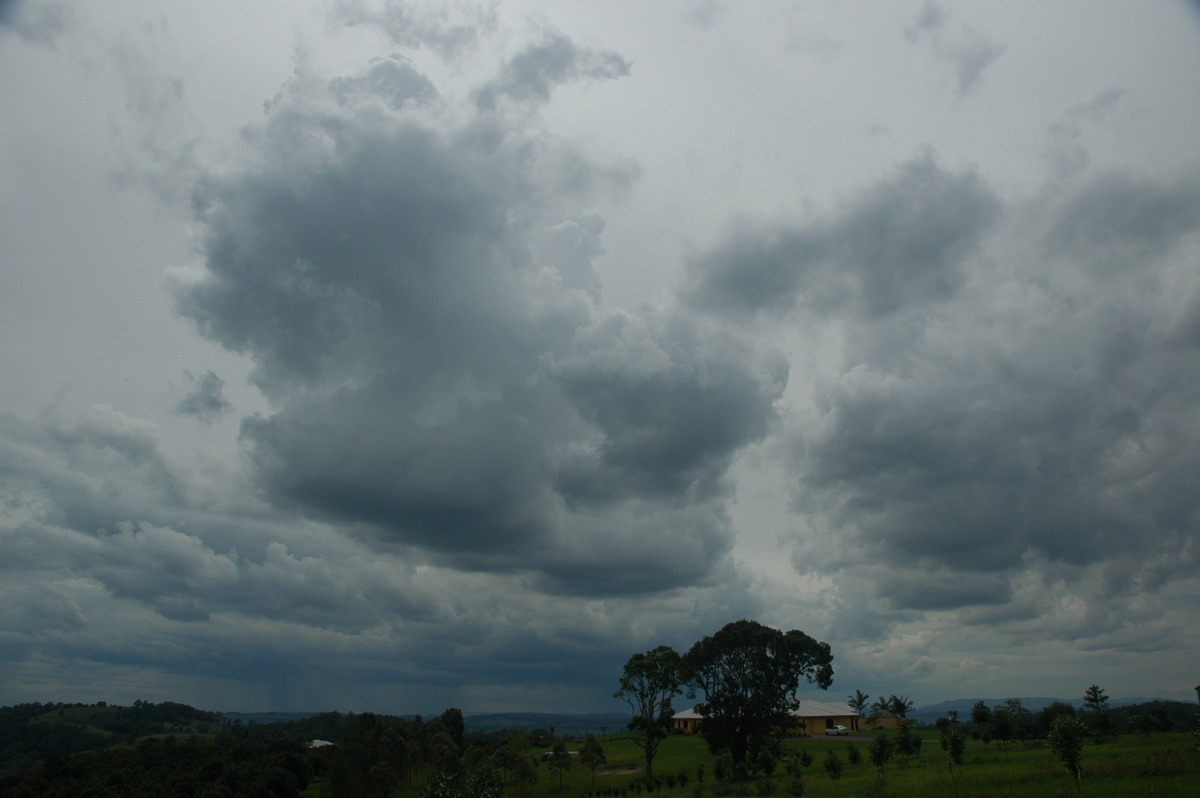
[3,0,1200,715]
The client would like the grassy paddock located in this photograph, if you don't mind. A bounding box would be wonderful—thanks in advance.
[499,730,1198,798]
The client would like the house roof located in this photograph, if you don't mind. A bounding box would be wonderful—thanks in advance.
[674,700,855,720]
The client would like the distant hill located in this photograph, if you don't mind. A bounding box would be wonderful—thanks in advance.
[465,712,629,738]
[0,700,225,774]
[217,710,630,738]
[222,711,324,725]
[911,696,1179,722]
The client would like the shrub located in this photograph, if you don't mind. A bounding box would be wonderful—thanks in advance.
[822,751,843,781]
[1048,715,1087,793]
[845,742,860,766]
[869,732,894,779]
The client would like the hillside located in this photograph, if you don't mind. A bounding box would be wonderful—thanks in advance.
[0,701,224,773]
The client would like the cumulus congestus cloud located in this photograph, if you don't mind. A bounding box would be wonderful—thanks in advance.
[173,43,782,595]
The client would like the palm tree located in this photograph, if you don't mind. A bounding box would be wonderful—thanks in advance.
[886,694,915,718]
[847,690,870,716]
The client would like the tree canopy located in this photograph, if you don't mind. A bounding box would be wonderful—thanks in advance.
[614,644,683,780]
[680,619,833,779]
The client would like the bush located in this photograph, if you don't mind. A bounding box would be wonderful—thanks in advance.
[822,751,842,781]
[1048,714,1087,792]
[845,743,860,766]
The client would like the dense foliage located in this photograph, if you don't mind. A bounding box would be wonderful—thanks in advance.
[0,702,489,797]
[0,734,311,797]
[680,620,834,779]
[0,701,224,773]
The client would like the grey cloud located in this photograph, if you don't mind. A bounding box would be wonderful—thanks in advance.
[0,407,186,535]
[0,402,764,704]
[905,1,948,39]
[474,32,630,111]
[550,309,787,505]
[683,1,726,29]
[331,0,494,61]
[0,0,74,47]
[329,56,438,110]
[905,2,1003,98]
[1043,88,1126,178]
[175,370,232,423]
[875,570,1012,611]
[107,24,204,208]
[685,151,1000,320]
[174,49,776,596]
[787,165,1200,624]
[1042,171,1200,271]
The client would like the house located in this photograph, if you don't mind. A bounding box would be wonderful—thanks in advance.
[671,706,704,734]
[865,709,902,730]
[673,700,863,735]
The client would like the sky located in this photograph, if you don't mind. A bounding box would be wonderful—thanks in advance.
[2,0,1200,716]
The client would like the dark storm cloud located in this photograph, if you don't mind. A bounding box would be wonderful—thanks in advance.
[685,151,1000,319]
[0,398,765,704]
[781,167,1200,616]
[175,370,232,423]
[550,309,787,504]
[173,45,781,596]
[876,570,1012,611]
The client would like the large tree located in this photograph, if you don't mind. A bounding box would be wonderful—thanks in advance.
[614,644,683,780]
[681,620,833,780]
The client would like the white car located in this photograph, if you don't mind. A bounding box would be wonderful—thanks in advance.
[824,725,850,736]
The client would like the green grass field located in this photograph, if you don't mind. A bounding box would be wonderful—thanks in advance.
[509,730,1198,798]
[300,729,1198,797]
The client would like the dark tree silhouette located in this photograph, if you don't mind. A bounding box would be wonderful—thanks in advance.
[681,620,833,780]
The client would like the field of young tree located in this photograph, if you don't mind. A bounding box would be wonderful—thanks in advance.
[360,728,1195,798]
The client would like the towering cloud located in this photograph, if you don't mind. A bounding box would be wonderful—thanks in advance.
[173,44,782,596]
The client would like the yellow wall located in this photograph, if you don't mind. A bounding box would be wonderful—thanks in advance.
[673,714,867,736]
